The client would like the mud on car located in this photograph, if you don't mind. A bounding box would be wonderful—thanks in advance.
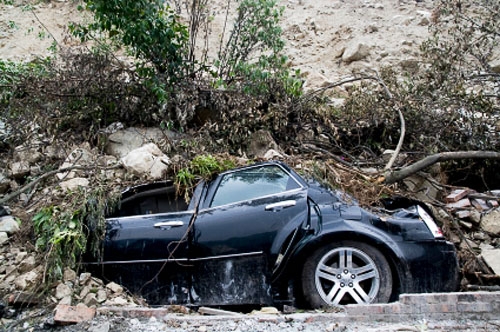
[84,161,459,308]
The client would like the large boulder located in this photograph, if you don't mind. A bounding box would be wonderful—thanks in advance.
[246,130,280,159]
[121,143,170,180]
[105,127,177,159]
[481,208,500,235]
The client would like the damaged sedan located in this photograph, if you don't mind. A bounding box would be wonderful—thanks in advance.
[85,161,459,308]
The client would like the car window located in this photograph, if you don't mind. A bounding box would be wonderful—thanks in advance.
[210,165,301,207]
[109,186,189,217]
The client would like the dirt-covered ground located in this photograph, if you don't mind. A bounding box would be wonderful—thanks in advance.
[0,0,435,89]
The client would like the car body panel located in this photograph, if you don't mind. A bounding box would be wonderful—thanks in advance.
[84,161,460,306]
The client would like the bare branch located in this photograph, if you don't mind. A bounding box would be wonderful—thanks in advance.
[381,151,500,184]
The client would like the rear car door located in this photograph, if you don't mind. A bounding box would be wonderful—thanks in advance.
[91,184,195,304]
[190,163,309,305]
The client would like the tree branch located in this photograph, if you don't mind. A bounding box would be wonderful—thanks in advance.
[381,151,500,184]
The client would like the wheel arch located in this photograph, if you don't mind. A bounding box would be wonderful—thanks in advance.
[283,230,411,303]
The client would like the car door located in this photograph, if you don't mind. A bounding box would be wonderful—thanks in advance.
[94,184,196,304]
[190,163,309,305]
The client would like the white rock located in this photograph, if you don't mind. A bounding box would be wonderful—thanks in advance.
[121,143,170,180]
[60,177,90,192]
[481,209,500,235]
[105,127,174,158]
[59,295,72,306]
[55,282,73,299]
[0,232,8,245]
[342,41,370,63]
[9,161,30,179]
[56,145,94,180]
[481,246,500,275]
[15,270,40,290]
[0,216,20,234]
[105,281,124,294]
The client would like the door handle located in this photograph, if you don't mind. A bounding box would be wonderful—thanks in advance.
[265,200,296,211]
[154,221,184,228]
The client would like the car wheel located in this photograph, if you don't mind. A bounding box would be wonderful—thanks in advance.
[301,241,392,307]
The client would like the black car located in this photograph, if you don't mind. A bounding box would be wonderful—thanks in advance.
[85,161,459,308]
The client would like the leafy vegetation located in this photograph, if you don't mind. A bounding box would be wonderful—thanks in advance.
[215,0,302,97]
[32,186,119,282]
[175,154,236,200]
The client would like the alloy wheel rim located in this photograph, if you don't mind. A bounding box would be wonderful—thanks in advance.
[314,247,380,305]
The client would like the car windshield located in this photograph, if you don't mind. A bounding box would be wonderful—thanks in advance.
[210,165,301,207]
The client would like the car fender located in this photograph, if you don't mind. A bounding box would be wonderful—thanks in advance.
[274,219,413,294]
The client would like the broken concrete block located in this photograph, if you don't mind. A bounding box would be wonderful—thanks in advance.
[446,198,471,210]
[471,198,489,212]
[480,245,500,276]
[446,189,469,203]
[54,304,96,325]
[455,210,471,219]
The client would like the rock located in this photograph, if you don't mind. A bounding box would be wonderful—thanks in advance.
[59,295,72,306]
[446,189,470,203]
[121,143,170,180]
[60,177,90,192]
[55,282,73,300]
[105,281,123,294]
[18,255,36,273]
[0,232,8,245]
[56,145,94,180]
[480,245,500,275]
[399,58,420,72]
[342,41,370,63]
[14,270,40,290]
[481,208,500,235]
[9,161,30,179]
[490,52,500,73]
[96,289,107,303]
[79,272,92,285]
[263,149,284,160]
[105,127,174,158]
[7,291,42,307]
[0,216,20,234]
[104,296,128,306]
[247,130,279,158]
[13,145,42,164]
[89,322,111,332]
[83,292,99,307]
[64,268,77,282]
[0,173,10,194]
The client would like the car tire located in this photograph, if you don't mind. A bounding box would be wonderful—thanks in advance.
[301,241,392,307]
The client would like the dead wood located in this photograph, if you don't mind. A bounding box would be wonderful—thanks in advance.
[381,151,500,184]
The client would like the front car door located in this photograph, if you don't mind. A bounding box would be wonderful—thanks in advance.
[190,162,309,305]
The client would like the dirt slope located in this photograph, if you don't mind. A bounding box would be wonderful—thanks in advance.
[0,0,435,89]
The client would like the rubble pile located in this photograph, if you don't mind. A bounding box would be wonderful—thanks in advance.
[442,189,500,283]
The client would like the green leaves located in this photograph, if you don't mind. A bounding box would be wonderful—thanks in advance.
[216,0,302,97]
[73,0,189,86]
[32,187,115,282]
